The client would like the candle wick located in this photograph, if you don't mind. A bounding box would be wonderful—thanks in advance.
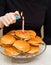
[21,12,23,16]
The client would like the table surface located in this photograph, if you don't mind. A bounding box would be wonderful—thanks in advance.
[0,45,51,65]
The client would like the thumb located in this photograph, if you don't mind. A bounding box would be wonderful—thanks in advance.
[14,11,20,16]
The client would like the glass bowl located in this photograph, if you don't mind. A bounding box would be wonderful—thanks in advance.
[0,41,46,63]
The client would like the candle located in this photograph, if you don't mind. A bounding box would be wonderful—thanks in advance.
[22,16,24,33]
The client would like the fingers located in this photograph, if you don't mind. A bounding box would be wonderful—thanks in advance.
[0,11,20,27]
[14,11,20,16]
[1,16,9,27]
[5,13,13,24]
[6,13,16,24]
[9,13,16,23]
[3,16,10,25]
[0,12,16,27]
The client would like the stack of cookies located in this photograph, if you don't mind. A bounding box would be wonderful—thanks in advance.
[0,30,43,56]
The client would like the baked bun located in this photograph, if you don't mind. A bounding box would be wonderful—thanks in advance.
[0,39,11,47]
[28,30,36,38]
[27,46,39,54]
[0,34,16,45]
[15,30,30,40]
[7,30,16,36]
[13,40,30,52]
[28,36,43,46]
[4,46,20,56]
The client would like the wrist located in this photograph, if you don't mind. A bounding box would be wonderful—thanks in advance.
[0,17,4,28]
[0,22,4,28]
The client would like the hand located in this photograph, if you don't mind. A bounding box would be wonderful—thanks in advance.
[0,11,20,28]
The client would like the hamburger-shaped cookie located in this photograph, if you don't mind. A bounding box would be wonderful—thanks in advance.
[0,34,16,45]
[6,30,18,39]
[27,46,39,54]
[15,30,30,40]
[28,36,43,46]
[13,40,30,52]
[7,30,16,36]
[28,30,36,39]
[4,46,20,56]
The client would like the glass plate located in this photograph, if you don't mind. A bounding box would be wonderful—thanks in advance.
[0,42,46,63]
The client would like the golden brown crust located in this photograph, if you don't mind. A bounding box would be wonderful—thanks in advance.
[27,46,39,54]
[15,30,30,40]
[28,36,43,46]
[28,30,36,39]
[7,30,16,36]
[1,34,16,45]
[13,40,30,52]
[4,46,20,56]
